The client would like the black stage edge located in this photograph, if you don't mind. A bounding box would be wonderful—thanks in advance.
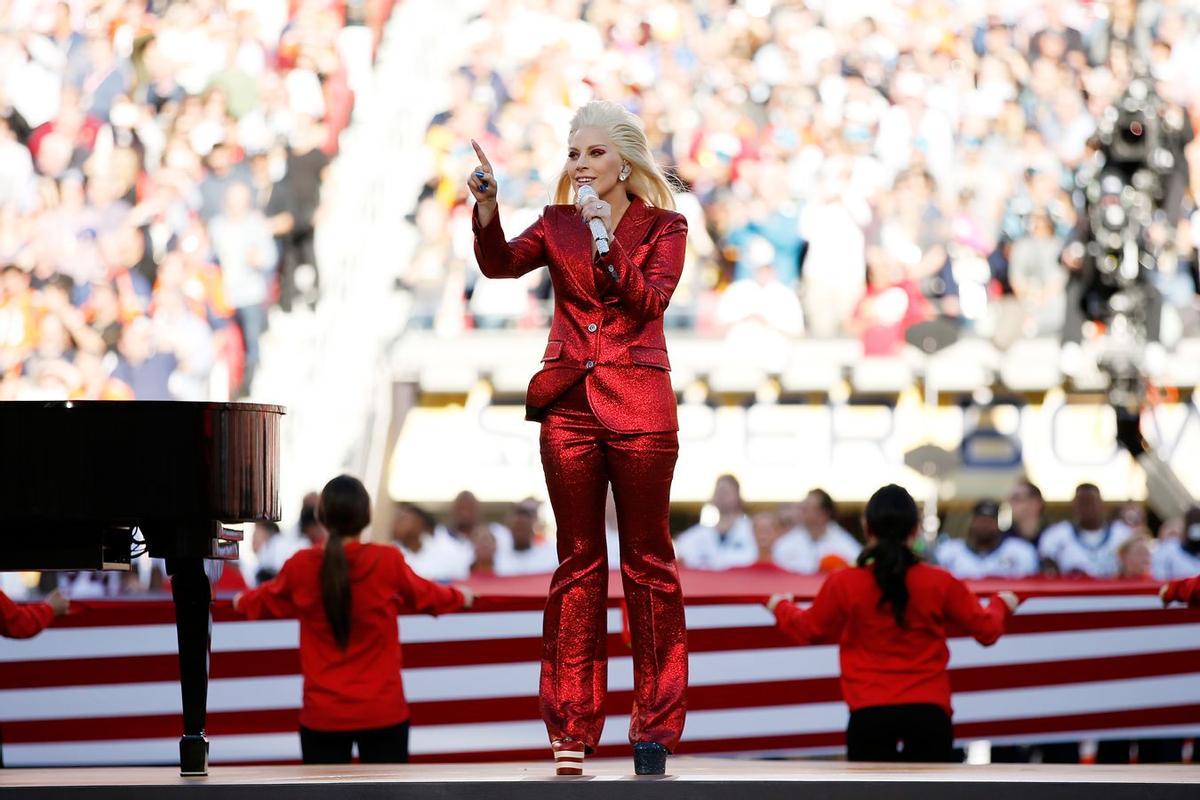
[1,759,1196,800]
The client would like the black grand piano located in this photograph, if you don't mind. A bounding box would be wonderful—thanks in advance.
[0,401,284,776]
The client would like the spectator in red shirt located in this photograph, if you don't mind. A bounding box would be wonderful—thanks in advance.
[233,475,473,764]
[1161,576,1200,607]
[1,589,68,638]
[766,484,1019,762]
[847,259,933,357]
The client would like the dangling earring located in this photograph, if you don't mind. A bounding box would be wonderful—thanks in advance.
[620,165,630,181]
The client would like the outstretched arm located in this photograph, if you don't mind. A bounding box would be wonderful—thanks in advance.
[945,580,1018,646]
[395,552,471,615]
[1161,576,1200,607]
[768,576,847,645]
[233,560,298,620]
[0,591,58,639]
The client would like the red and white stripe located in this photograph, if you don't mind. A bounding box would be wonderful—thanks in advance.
[1,581,1197,766]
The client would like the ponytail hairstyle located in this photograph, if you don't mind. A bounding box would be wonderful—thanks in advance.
[552,100,677,211]
[856,484,920,628]
[317,475,372,649]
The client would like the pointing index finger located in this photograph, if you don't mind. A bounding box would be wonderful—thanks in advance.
[471,139,493,172]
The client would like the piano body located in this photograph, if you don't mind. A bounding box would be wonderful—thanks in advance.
[0,401,284,776]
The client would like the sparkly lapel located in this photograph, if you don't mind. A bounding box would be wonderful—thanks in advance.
[612,195,655,256]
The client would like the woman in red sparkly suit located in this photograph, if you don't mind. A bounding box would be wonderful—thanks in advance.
[468,101,687,776]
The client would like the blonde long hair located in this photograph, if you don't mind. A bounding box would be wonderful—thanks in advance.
[552,101,677,211]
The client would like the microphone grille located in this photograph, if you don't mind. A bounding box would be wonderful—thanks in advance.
[577,184,598,201]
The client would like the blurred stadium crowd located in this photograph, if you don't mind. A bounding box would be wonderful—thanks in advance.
[410,0,1200,362]
[0,0,398,402]
[376,476,1200,584]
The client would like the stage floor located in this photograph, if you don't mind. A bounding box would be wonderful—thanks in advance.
[1,758,1196,799]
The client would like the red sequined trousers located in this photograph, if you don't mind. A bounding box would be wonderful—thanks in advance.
[537,383,687,752]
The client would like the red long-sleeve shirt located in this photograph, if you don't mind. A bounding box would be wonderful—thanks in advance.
[236,541,465,731]
[1,591,54,639]
[1163,575,1200,607]
[773,564,1012,716]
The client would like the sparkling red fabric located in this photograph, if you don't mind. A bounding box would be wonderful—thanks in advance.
[772,564,1013,715]
[1163,575,1200,606]
[472,196,687,433]
[0,592,53,639]
[539,396,687,751]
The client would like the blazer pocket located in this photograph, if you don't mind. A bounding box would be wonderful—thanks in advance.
[629,346,671,371]
[541,340,564,362]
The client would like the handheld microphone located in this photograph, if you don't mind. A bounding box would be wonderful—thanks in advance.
[576,184,610,256]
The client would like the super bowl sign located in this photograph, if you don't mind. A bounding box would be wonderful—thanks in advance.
[387,390,1200,504]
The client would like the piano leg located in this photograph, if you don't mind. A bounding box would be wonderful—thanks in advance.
[168,556,212,776]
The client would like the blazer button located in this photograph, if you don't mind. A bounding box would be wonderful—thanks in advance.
[607,265,616,274]
[586,360,595,369]
[587,323,598,333]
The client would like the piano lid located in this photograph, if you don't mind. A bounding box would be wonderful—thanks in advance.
[0,401,285,525]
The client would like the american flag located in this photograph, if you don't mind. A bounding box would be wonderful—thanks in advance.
[1,570,1197,766]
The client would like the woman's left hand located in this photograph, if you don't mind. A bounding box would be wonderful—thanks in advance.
[578,194,613,235]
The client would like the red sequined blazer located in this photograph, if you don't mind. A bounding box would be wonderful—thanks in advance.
[472,195,686,433]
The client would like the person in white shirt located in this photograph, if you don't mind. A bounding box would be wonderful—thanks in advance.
[674,474,756,570]
[716,260,804,372]
[1039,483,1134,578]
[937,500,1039,579]
[773,489,861,573]
[393,502,471,581]
[494,500,558,577]
[799,171,869,338]
[1153,508,1200,580]
[433,490,514,574]
[244,520,290,585]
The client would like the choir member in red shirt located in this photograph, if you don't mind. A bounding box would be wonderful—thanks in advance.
[1161,575,1200,607]
[234,475,473,764]
[0,589,68,638]
[766,484,1020,762]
